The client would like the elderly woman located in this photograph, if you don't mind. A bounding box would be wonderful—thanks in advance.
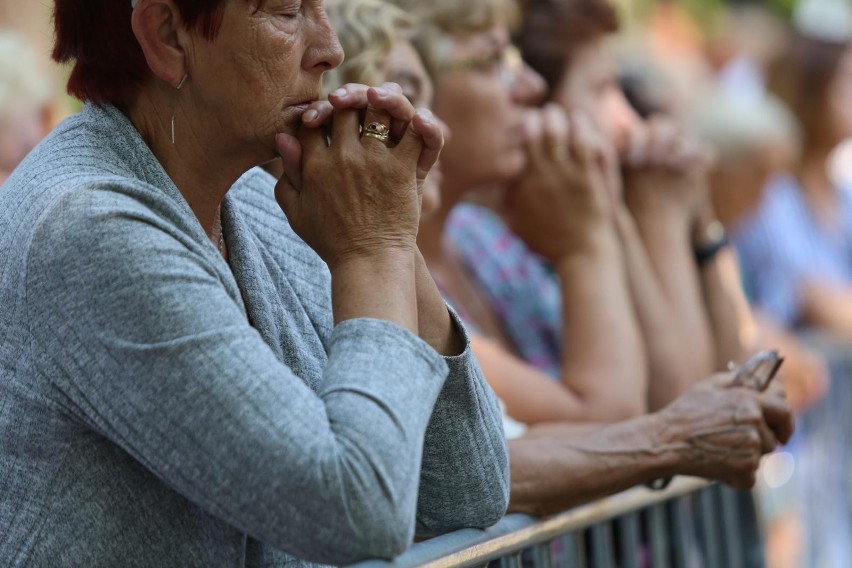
[365,0,795,514]
[0,0,510,565]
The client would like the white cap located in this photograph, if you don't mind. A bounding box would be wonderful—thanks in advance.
[794,0,852,43]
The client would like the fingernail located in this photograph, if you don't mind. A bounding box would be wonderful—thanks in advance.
[331,88,348,98]
[303,109,318,122]
[419,108,434,124]
[374,87,389,98]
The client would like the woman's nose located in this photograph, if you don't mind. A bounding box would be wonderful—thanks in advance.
[305,10,345,73]
[511,62,547,107]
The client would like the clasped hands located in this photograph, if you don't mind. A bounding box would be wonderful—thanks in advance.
[504,103,620,263]
[505,104,721,263]
[274,82,444,270]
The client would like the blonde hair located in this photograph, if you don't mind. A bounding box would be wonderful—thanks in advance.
[388,0,519,36]
[384,0,520,76]
[0,32,52,117]
[323,0,414,93]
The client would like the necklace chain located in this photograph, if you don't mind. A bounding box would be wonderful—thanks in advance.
[212,210,226,254]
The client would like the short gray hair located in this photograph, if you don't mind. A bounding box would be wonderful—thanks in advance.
[688,89,801,164]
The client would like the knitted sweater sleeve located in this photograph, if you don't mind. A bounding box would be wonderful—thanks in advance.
[25,184,449,565]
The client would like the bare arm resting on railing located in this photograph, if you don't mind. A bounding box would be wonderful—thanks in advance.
[508,375,794,517]
[497,106,648,423]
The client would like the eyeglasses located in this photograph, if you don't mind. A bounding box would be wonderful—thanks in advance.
[730,350,784,391]
[437,45,523,88]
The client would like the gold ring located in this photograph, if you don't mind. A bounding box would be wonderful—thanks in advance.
[364,122,391,144]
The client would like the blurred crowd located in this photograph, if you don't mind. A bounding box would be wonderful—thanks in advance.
[2,0,851,566]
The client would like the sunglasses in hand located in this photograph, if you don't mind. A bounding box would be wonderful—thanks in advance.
[729,350,785,392]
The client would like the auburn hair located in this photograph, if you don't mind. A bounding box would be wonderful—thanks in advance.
[518,0,619,96]
[767,33,849,155]
[52,0,243,105]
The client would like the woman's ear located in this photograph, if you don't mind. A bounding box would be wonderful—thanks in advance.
[131,0,188,88]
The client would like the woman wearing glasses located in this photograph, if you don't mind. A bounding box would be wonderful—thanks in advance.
[0,0,511,565]
[388,0,650,425]
[382,0,794,514]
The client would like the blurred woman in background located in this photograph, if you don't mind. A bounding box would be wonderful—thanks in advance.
[390,0,652,425]
[328,0,794,516]
[731,9,852,566]
[735,30,852,337]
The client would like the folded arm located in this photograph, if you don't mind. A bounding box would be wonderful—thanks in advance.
[413,252,510,535]
[26,189,450,565]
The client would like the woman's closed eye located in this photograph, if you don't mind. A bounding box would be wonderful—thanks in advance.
[265,0,303,18]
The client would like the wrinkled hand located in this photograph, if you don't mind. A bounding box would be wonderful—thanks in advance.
[294,83,444,201]
[275,83,444,269]
[505,104,618,262]
[622,117,715,222]
[658,373,795,489]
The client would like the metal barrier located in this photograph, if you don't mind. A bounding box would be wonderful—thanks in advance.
[784,332,852,567]
[351,477,765,568]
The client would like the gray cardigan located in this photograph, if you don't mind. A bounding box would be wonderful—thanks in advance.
[0,104,509,567]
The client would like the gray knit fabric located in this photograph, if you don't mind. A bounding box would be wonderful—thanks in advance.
[0,104,509,567]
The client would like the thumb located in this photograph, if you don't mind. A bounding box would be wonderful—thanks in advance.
[274,133,302,219]
[398,109,442,184]
[276,133,303,190]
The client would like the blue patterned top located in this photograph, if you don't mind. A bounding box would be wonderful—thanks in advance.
[733,173,852,326]
[446,203,564,378]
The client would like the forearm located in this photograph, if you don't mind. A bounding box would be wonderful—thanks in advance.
[554,226,648,421]
[473,334,608,424]
[801,283,852,338]
[625,199,716,397]
[615,208,701,410]
[414,250,466,355]
[700,249,756,368]
[416,332,510,535]
[508,414,678,516]
[331,248,418,334]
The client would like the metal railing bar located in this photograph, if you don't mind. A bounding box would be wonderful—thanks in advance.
[349,477,710,568]
[576,532,588,568]
[498,552,522,568]
[531,542,552,568]
[697,487,722,568]
[590,522,616,568]
[647,503,670,568]
[733,489,766,568]
[615,513,641,568]
[666,495,694,568]
[719,486,744,568]
[554,533,583,568]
